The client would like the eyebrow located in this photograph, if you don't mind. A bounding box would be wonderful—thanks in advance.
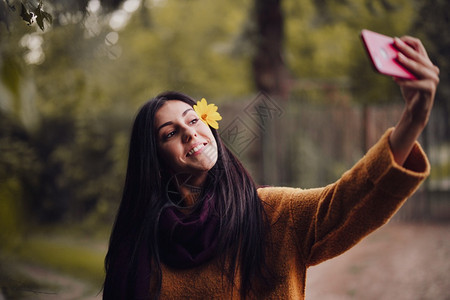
[157,108,194,133]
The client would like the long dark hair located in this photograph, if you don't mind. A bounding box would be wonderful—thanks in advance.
[103,91,270,299]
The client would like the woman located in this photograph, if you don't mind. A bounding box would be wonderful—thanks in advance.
[103,36,439,299]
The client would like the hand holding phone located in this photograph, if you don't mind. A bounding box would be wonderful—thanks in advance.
[362,31,439,166]
[360,29,416,80]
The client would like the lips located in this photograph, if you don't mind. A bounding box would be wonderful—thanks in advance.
[187,143,207,157]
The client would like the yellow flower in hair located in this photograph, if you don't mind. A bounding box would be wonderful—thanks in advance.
[193,98,222,129]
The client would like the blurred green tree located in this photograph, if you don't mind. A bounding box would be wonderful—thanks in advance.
[411,0,450,140]
[0,0,254,227]
[284,0,416,103]
[0,0,447,229]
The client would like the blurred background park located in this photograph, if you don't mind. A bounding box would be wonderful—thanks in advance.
[0,0,449,299]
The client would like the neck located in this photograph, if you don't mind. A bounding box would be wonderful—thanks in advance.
[179,184,203,207]
[187,171,208,187]
[173,172,207,207]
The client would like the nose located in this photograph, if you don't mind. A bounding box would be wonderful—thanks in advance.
[182,125,197,143]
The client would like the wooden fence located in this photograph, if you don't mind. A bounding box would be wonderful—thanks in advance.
[219,93,450,221]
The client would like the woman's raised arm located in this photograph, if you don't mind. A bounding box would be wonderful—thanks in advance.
[389,36,440,166]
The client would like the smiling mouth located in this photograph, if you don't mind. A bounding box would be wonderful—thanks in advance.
[187,143,207,157]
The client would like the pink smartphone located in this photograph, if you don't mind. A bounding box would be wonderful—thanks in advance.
[360,29,416,80]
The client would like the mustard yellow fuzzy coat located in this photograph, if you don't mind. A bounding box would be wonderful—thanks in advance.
[158,129,429,299]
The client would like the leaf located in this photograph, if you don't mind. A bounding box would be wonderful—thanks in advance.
[20,3,34,25]
[42,11,53,24]
[33,1,53,31]
[34,7,44,30]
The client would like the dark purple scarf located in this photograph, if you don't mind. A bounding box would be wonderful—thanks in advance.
[158,195,220,269]
[105,195,220,299]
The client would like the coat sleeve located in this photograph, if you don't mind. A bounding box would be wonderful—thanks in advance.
[287,128,429,267]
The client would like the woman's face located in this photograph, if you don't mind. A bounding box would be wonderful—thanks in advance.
[155,100,218,185]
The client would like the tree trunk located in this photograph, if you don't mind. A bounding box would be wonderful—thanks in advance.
[251,0,291,185]
[252,0,291,100]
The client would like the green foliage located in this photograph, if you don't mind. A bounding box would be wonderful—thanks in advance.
[20,1,53,30]
[1,0,129,32]
[106,0,254,103]
[0,0,255,225]
[411,0,450,134]
[0,53,23,98]
[1,0,52,31]
[284,0,415,103]
[0,178,24,251]
[431,161,450,180]
[0,0,448,228]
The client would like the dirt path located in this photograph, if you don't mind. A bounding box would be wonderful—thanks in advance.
[3,222,449,299]
[306,222,450,300]
[3,262,101,300]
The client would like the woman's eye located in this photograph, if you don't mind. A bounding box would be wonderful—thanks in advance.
[166,131,176,139]
[190,118,198,125]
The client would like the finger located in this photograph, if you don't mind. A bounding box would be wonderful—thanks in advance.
[394,37,440,79]
[397,52,440,82]
[394,37,434,68]
[394,77,438,95]
[398,36,429,58]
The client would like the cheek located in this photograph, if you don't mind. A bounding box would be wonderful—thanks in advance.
[158,144,183,166]
[206,136,218,165]
[199,124,215,141]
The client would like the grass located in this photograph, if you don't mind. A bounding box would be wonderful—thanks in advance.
[8,235,106,287]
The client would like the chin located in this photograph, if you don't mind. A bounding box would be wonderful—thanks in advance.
[200,161,217,173]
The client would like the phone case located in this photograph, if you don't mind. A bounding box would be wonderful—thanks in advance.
[360,29,416,80]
